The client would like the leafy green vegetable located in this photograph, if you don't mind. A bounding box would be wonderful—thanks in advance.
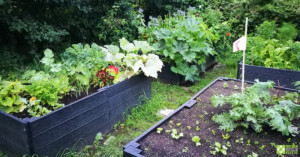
[246,22,300,71]
[210,142,227,155]
[171,129,184,139]
[141,9,216,82]
[60,43,107,94]
[0,80,26,113]
[157,128,163,134]
[192,136,201,146]
[211,80,300,136]
[25,74,70,117]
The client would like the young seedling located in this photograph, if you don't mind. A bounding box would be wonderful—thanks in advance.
[247,152,258,157]
[166,130,171,133]
[176,123,181,127]
[210,142,227,155]
[211,129,215,135]
[254,141,259,145]
[247,140,251,146]
[157,128,163,134]
[260,145,265,151]
[196,120,199,125]
[287,138,291,142]
[187,126,191,130]
[192,136,201,146]
[234,85,239,90]
[182,147,189,153]
[270,142,276,148]
[235,137,243,143]
[196,126,200,131]
[199,115,204,118]
[171,129,184,139]
[222,133,230,140]
[225,141,231,148]
[223,82,228,88]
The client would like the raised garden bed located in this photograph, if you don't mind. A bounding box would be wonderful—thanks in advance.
[0,74,151,157]
[237,62,300,89]
[158,55,217,85]
[124,77,300,157]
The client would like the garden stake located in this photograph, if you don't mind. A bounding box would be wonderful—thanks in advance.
[241,17,248,93]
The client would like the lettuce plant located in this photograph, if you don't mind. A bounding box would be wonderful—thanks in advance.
[0,79,26,113]
[211,80,300,136]
[101,38,163,80]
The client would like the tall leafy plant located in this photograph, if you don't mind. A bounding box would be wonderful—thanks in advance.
[140,9,216,82]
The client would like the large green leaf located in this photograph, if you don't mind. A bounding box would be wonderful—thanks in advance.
[133,40,154,53]
[104,45,120,54]
[0,96,14,107]
[142,54,163,78]
[154,28,172,40]
[182,51,196,62]
[173,40,188,54]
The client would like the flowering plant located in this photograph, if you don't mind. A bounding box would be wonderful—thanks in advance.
[95,65,120,87]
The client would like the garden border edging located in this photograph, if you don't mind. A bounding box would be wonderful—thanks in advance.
[237,62,300,89]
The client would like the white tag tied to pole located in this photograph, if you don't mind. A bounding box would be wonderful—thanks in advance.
[233,36,246,52]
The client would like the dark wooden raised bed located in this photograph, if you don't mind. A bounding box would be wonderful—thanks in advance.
[158,55,217,85]
[237,62,300,89]
[123,77,300,157]
[0,74,151,157]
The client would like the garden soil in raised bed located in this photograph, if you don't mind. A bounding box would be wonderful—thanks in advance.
[140,80,300,157]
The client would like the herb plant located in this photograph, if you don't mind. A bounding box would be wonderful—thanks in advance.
[211,80,300,136]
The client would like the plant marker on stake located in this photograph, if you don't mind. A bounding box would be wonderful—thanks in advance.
[233,17,248,93]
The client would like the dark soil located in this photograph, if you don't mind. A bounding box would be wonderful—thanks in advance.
[12,87,100,119]
[140,80,300,157]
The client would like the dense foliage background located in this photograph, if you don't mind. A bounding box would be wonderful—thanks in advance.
[1,0,300,77]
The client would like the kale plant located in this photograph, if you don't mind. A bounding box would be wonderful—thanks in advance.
[211,80,300,136]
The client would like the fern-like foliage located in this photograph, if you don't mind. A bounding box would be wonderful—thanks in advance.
[211,80,300,136]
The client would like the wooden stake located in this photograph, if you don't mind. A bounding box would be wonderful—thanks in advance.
[242,17,248,93]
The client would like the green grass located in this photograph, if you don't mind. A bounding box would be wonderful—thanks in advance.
[58,64,236,157]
